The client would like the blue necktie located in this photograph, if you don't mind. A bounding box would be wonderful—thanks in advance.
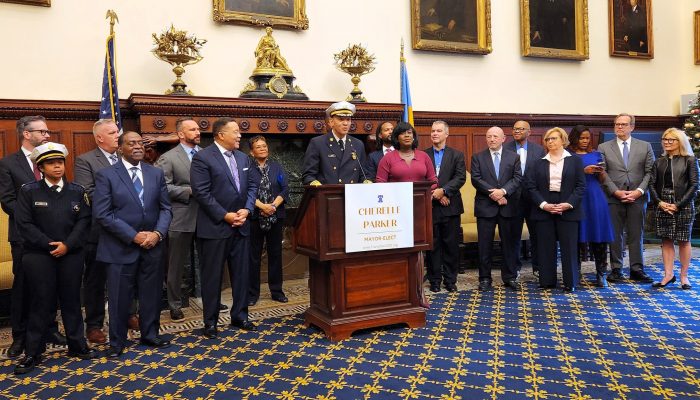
[494,152,500,179]
[109,154,118,165]
[130,167,144,206]
[190,148,197,161]
[622,141,629,169]
[224,151,241,191]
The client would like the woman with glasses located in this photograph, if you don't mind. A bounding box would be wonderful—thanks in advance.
[568,125,615,287]
[649,128,699,289]
[524,127,586,292]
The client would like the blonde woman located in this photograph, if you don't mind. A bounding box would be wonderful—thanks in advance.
[649,128,699,289]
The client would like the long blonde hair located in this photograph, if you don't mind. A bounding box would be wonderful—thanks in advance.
[662,128,693,157]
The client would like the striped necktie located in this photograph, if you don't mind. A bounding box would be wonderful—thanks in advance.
[130,166,144,206]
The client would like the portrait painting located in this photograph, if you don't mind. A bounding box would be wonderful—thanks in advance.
[521,0,589,60]
[608,0,653,59]
[213,0,308,30]
[411,0,492,55]
[0,0,50,6]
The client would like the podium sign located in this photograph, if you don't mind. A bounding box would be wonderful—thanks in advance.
[344,182,414,253]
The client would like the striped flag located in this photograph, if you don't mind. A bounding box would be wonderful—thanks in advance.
[100,24,122,131]
[400,43,413,126]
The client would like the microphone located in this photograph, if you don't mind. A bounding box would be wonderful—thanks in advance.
[351,150,369,183]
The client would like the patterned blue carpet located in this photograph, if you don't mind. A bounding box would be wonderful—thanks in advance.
[0,262,699,399]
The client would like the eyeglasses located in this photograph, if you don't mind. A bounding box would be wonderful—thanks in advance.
[27,129,50,136]
[662,138,678,143]
[614,123,630,127]
[513,127,529,132]
[544,136,560,142]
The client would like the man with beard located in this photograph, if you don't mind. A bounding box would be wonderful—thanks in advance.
[368,121,395,182]
[154,118,201,321]
[93,131,173,358]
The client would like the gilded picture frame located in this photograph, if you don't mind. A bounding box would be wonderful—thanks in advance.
[0,0,50,6]
[694,10,700,64]
[410,0,492,55]
[608,0,653,59]
[521,0,589,60]
[213,0,308,30]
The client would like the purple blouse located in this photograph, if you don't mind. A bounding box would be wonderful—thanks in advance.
[375,150,438,189]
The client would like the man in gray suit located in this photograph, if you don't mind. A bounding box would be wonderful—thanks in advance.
[154,118,201,321]
[73,118,120,344]
[598,113,655,283]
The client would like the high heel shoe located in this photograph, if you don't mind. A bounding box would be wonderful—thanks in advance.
[681,282,692,290]
[651,275,676,288]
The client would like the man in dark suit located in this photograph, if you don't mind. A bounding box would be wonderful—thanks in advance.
[93,131,173,358]
[504,120,546,279]
[425,121,466,292]
[470,126,522,291]
[73,118,120,344]
[191,117,258,338]
[154,118,201,321]
[598,113,655,283]
[530,0,575,50]
[0,115,65,358]
[302,101,370,185]
[367,121,395,181]
[624,0,647,53]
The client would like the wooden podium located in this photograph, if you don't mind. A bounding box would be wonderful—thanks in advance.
[293,182,433,341]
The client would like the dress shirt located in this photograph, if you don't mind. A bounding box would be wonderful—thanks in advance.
[538,150,573,209]
[432,146,445,176]
[332,132,346,149]
[98,147,119,165]
[382,145,394,155]
[489,147,507,194]
[515,141,528,175]
[21,147,33,172]
[180,143,200,161]
[44,178,64,192]
[121,158,143,185]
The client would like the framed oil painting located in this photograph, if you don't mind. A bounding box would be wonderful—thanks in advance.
[0,0,50,6]
[694,10,700,64]
[410,0,492,55]
[213,0,308,30]
[608,0,653,59]
[521,0,589,60]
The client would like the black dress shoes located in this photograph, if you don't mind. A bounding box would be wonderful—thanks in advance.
[607,270,625,283]
[170,308,185,321]
[563,286,575,293]
[630,270,654,283]
[271,294,289,303]
[538,284,556,290]
[478,280,492,291]
[219,303,229,312]
[140,337,171,349]
[429,283,440,293]
[230,320,257,331]
[445,284,458,293]
[248,298,258,307]
[202,325,217,339]
[7,339,24,358]
[105,346,123,358]
[47,332,67,346]
[652,275,676,288]
[68,348,99,360]
[14,355,40,375]
[504,281,520,291]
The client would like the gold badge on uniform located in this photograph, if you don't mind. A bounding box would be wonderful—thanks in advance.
[83,192,90,207]
[351,152,357,160]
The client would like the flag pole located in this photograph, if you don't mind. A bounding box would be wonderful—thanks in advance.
[106,10,119,36]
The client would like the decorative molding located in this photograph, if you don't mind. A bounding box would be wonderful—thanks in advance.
[239,120,251,131]
[258,120,270,132]
[152,118,166,130]
[198,119,210,130]
[296,121,306,132]
[278,120,289,132]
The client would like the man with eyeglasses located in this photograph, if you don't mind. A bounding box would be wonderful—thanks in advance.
[598,113,655,283]
[0,115,67,358]
[505,120,546,280]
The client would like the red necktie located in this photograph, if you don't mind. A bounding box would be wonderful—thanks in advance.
[32,162,41,181]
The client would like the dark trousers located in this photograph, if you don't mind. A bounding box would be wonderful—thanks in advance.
[513,213,540,272]
[198,233,250,328]
[107,247,163,350]
[535,218,579,288]
[427,215,460,287]
[82,242,107,330]
[10,242,59,341]
[608,201,646,273]
[249,220,284,301]
[23,252,87,356]
[476,214,518,283]
[167,231,194,311]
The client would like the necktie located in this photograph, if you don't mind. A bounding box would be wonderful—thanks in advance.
[494,152,500,179]
[338,139,345,152]
[50,185,59,192]
[224,151,241,191]
[190,148,198,158]
[622,141,630,169]
[109,154,118,165]
[518,147,526,175]
[32,162,41,181]
[130,167,144,206]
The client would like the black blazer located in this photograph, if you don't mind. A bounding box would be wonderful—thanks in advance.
[504,140,546,181]
[649,155,700,209]
[425,146,466,218]
[0,150,36,242]
[249,159,289,220]
[470,148,522,218]
[525,154,586,221]
[367,150,384,182]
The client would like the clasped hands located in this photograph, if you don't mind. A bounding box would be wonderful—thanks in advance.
[488,188,507,206]
[658,201,678,215]
[48,241,68,257]
[542,203,573,215]
[614,189,642,203]
[431,188,450,206]
[133,231,160,249]
[224,209,250,227]
[258,203,276,217]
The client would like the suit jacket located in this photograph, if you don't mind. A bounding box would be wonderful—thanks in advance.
[598,137,655,204]
[301,132,368,184]
[504,140,546,183]
[425,146,466,219]
[470,148,522,218]
[525,154,586,221]
[367,149,384,182]
[93,161,173,264]
[249,159,289,220]
[190,144,258,239]
[154,145,198,232]
[0,150,36,242]
[74,147,114,243]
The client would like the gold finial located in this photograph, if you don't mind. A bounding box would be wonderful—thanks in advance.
[106,10,119,36]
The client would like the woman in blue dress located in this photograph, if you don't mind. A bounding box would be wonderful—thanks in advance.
[569,125,615,287]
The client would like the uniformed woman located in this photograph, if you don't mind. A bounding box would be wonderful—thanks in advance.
[13,143,97,375]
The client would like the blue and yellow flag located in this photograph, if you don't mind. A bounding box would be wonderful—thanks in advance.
[100,11,122,131]
[400,43,413,126]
